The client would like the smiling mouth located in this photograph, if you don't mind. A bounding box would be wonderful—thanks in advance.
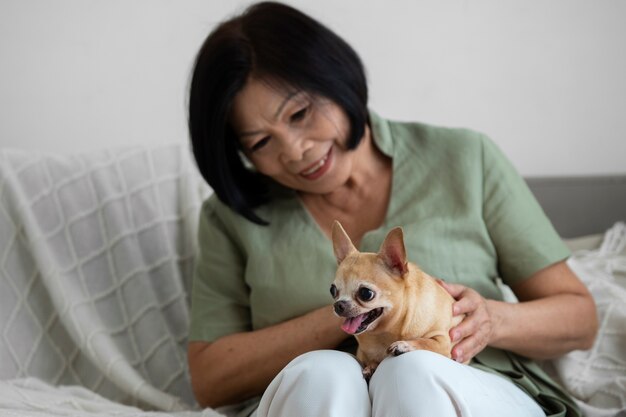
[299,148,332,179]
[340,308,384,335]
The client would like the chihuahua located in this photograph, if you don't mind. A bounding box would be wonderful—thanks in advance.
[330,221,463,380]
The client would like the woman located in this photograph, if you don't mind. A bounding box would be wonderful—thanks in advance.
[187,2,598,416]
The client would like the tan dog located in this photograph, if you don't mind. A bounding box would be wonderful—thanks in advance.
[330,221,463,380]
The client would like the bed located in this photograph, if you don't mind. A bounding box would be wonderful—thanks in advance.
[0,144,624,417]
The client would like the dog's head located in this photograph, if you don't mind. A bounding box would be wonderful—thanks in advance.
[330,221,410,335]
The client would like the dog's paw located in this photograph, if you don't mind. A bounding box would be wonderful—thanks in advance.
[362,365,376,382]
[387,341,416,356]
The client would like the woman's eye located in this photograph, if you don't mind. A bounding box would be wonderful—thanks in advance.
[250,136,270,152]
[357,287,375,302]
[290,107,308,122]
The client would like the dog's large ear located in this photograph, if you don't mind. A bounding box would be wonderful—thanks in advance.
[332,221,357,264]
[378,227,408,276]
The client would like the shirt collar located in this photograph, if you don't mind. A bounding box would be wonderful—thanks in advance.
[368,109,394,158]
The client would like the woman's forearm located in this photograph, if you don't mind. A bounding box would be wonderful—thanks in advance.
[188,305,348,408]
[486,293,597,359]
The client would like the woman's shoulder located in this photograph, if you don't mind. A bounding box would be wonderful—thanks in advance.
[198,194,268,253]
[200,189,301,237]
[370,111,489,157]
[200,193,228,221]
[200,194,257,239]
[391,118,487,150]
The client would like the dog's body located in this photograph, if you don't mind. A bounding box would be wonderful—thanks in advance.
[330,221,463,379]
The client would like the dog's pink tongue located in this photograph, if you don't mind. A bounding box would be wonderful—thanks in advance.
[341,314,366,334]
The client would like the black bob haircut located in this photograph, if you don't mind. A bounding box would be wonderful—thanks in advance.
[188,1,369,225]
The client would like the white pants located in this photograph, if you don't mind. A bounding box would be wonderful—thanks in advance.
[254,350,545,417]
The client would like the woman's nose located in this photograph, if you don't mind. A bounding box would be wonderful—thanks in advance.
[278,133,310,163]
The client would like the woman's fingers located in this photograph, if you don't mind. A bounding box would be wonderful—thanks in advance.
[451,292,479,316]
[450,311,479,342]
[437,279,465,298]
[438,281,494,362]
[451,317,491,362]
[440,281,480,316]
[452,334,479,362]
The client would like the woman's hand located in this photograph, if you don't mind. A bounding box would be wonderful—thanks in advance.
[437,281,498,363]
[437,261,598,362]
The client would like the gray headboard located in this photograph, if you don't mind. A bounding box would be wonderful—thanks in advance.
[526,175,626,238]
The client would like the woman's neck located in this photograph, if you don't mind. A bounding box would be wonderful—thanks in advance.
[299,127,392,246]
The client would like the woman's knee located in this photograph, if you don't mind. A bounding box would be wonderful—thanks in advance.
[369,350,462,415]
[373,349,454,384]
[282,350,364,385]
[257,350,370,417]
[370,350,543,417]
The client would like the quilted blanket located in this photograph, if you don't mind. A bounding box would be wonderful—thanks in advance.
[0,144,224,416]
[559,222,626,417]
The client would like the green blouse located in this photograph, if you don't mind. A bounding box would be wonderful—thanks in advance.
[190,111,580,416]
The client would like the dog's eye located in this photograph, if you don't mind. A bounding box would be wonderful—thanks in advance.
[358,287,375,302]
[330,284,338,298]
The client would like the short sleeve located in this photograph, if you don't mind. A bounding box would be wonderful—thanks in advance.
[481,136,570,285]
[188,200,251,342]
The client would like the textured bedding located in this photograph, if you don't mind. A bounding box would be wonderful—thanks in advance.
[0,145,223,416]
[0,378,223,417]
[0,144,624,416]
[558,222,626,417]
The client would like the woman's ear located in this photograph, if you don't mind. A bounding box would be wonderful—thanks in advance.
[238,150,256,171]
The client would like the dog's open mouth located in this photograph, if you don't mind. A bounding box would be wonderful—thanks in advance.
[341,308,383,335]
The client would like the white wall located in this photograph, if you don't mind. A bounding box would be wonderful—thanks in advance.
[1,0,625,176]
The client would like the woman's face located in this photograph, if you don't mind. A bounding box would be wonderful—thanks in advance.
[229,77,357,195]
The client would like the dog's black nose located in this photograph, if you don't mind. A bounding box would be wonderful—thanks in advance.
[334,300,349,316]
